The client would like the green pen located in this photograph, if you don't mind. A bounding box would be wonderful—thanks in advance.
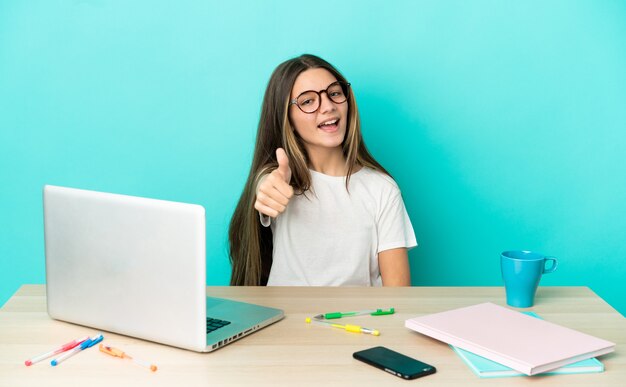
[322,308,395,320]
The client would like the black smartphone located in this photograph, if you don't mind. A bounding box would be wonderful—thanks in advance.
[353,346,436,380]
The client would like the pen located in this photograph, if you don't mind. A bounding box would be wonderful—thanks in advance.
[321,308,395,319]
[99,344,158,372]
[25,336,89,366]
[306,317,380,336]
[51,334,104,366]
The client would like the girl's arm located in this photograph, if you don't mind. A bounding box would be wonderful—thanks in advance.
[378,248,411,286]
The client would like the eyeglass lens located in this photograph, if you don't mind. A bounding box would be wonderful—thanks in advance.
[296,82,348,113]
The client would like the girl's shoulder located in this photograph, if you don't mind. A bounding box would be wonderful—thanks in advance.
[356,167,400,192]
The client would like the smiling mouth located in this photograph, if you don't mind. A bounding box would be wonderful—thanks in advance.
[318,118,339,131]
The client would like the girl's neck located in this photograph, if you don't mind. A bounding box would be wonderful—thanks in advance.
[306,146,348,176]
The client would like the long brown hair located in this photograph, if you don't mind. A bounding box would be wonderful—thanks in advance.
[228,54,390,285]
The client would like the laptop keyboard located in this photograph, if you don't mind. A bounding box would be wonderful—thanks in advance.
[206,317,231,334]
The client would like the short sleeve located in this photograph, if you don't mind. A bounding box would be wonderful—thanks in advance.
[376,192,417,253]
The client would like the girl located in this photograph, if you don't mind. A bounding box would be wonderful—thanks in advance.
[229,54,416,286]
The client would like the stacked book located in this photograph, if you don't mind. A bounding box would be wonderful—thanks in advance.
[405,303,614,378]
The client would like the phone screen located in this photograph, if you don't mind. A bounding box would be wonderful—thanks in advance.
[353,346,436,380]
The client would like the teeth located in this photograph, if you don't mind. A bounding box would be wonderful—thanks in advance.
[320,119,338,126]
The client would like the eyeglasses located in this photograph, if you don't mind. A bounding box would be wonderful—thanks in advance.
[289,81,350,114]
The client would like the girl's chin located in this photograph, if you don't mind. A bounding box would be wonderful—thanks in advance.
[305,139,345,151]
[297,128,346,149]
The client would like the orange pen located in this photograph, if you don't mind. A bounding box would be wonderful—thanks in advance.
[99,344,157,372]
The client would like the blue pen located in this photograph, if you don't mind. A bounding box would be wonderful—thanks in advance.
[51,334,104,366]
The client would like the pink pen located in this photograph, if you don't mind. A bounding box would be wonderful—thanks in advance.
[24,336,89,366]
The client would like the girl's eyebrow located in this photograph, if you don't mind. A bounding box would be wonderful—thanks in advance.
[293,81,339,97]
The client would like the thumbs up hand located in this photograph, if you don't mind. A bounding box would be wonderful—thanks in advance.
[254,148,294,218]
[275,147,292,184]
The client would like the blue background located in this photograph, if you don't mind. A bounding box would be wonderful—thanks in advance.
[1,1,625,315]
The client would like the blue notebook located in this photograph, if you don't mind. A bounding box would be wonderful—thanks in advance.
[451,312,604,378]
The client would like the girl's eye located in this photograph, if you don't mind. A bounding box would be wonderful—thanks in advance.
[301,99,313,106]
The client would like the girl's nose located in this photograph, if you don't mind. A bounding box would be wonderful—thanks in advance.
[318,92,336,114]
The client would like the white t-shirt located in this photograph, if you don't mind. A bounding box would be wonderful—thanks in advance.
[263,167,417,286]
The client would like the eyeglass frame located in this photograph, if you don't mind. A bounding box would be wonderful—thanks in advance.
[288,81,351,114]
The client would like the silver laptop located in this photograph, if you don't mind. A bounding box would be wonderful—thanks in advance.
[43,185,283,352]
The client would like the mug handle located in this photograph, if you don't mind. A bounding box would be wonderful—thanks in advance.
[543,257,558,274]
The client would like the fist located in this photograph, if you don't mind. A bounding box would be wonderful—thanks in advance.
[254,148,294,218]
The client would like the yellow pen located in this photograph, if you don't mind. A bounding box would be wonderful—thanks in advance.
[305,317,380,336]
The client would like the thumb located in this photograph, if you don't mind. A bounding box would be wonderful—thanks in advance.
[276,148,292,183]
